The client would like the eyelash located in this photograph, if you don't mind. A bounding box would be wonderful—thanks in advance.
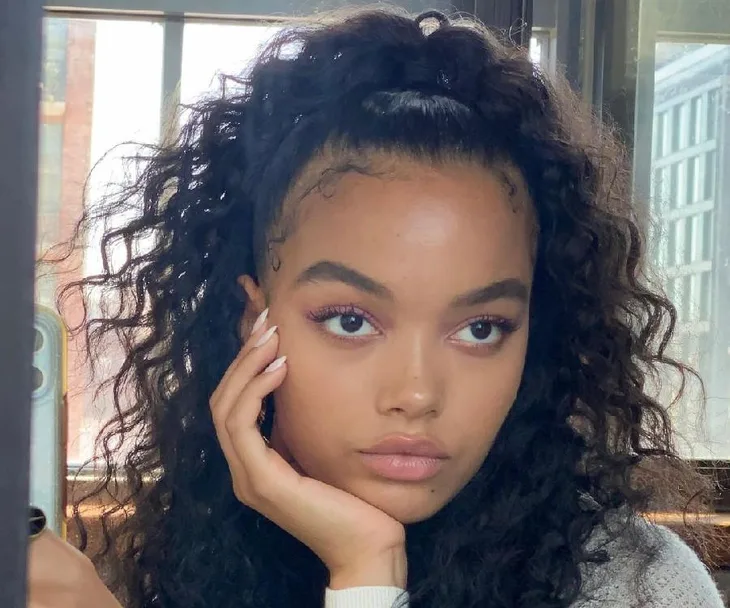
[306,305,519,349]
[307,305,380,332]
[450,316,519,351]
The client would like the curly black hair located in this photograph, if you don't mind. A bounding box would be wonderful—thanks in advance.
[55,6,713,608]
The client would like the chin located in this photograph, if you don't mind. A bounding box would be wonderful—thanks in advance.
[353,485,450,524]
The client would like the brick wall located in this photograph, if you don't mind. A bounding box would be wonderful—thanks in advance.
[43,19,96,464]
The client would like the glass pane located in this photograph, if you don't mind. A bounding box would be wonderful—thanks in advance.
[644,27,730,458]
[529,30,552,72]
[181,22,282,106]
[180,22,555,107]
[37,17,164,468]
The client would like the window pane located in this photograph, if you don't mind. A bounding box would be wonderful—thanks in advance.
[681,217,691,264]
[529,30,553,72]
[181,22,282,106]
[671,105,681,152]
[702,211,714,260]
[646,33,730,458]
[689,96,701,145]
[42,19,68,103]
[700,272,712,321]
[686,156,696,204]
[667,220,677,266]
[704,150,716,199]
[707,88,718,140]
[669,162,679,207]
[37,17,164,466]
[654,111,665,158]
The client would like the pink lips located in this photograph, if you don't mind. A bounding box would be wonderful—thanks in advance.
[359,435,449,481]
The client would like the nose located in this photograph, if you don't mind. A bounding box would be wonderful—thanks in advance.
[375,331,444,419]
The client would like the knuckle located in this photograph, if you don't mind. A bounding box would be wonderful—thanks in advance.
[232,471,267,504]
[224,404,251,436]
[232,484,249,504]
[246,472,270,500]
[223,413,240,436]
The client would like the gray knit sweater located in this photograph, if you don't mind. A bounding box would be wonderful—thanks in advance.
[324,522,726,608]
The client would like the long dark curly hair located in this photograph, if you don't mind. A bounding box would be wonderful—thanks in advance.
[55,6,713,608]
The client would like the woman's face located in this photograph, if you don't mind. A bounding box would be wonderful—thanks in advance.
[246,156,534,524]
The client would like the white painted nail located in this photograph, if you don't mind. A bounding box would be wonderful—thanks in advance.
[254,325,277,348]
[264,355,287,373]
[251,308,269,335]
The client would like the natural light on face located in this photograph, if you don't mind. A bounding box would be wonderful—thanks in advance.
[259,155,535,524]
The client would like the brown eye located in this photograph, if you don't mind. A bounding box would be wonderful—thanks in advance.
[340,314,364,333]
[323,313,375,337]
[452,320,505,346]
[470,321,494,341]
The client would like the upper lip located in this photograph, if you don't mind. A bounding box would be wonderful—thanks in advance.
[361,435,449,458]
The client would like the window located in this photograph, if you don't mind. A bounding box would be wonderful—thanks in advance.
[42,19,68,103]
[529,29,553,73]
[36,17,164,466]
[180,23,281,106]
[645,31,730,459]
[37,123,64,247]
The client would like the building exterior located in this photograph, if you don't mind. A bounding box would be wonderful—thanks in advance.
[651,42,730,457]
[38,18,97,465]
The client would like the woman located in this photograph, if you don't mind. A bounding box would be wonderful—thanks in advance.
[28,7,725,608]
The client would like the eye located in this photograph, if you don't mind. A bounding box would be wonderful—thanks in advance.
[308,306,380,339]
[452,319,508,347]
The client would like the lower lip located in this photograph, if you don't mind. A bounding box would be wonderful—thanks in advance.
[359,453,446,481]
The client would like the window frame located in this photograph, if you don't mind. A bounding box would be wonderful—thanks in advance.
[621,0,730,504]
[0,1,44,606]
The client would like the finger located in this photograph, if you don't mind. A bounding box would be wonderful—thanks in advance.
[211,310,271,404]
[224,355,287,462]
[210,326,279,417]
[213,357,287,498]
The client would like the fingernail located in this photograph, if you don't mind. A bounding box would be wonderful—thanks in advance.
[251,308,269,335]
[264,355,287,373]
[254,325,277,348]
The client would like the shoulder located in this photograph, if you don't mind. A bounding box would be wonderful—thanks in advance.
[575,518,725,607]
[641,524,725,607]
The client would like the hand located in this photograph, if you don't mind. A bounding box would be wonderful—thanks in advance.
[209,311,407,588]
[27,529,121,608]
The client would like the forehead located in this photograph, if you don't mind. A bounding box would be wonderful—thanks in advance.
[270,156,535,295]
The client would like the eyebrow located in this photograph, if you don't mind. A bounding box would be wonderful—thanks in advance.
[450,278,529,307]
[295,261,394,299]
[295,260,529,307]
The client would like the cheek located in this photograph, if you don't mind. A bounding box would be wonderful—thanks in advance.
[454,346,527,455]
[271,333,373,460]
